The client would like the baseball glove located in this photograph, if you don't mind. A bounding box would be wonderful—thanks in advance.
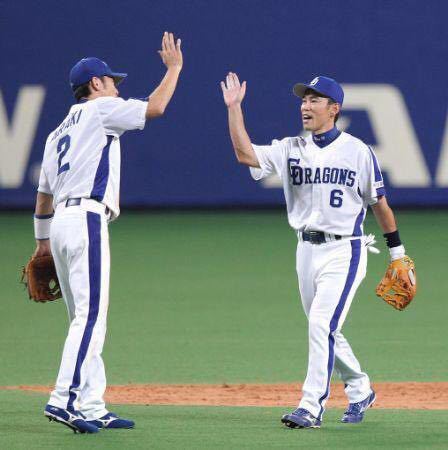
[375,256,416,311]
[21,255,62,302]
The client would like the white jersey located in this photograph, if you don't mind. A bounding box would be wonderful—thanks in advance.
[250,131,385,236]
[38,96,148,220]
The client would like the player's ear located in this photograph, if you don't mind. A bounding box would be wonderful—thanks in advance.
[329,101,340,118]
[90,77,102,92]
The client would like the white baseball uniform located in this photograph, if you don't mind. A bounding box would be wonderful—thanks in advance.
[250,128,385,420]
[38,96,147,419]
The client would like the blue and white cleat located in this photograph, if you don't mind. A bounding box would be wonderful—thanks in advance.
[44,404,99,434]
[281,408,322,429]
[87,412,135,429]
[341,390,376,423]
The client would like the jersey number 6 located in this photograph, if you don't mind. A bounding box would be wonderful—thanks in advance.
[57,135,71,175]
[330,189,343,208]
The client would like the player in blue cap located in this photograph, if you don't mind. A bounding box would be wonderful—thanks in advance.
[221,73,412,428]
[33,32,183,433]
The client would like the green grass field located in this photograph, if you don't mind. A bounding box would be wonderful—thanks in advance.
[1,210,447,448]
[2,390,448,450]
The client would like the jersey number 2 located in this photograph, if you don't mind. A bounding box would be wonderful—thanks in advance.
[330,189,343,208]
[57,135,71,175]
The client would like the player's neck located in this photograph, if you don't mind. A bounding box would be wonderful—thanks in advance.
[84,92,117,102]
[312,120,336,135]
[312,126,340,148]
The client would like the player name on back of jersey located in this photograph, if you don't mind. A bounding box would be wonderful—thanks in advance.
[51,109,83,142]
[288,159,356,187]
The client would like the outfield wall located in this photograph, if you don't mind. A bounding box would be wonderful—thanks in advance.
[1,0,447,207]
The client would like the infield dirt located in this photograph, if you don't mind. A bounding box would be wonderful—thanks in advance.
[2,382,447,409]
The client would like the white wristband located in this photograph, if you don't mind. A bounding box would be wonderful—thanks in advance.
[34,214,53,240]
[389,244,405,261]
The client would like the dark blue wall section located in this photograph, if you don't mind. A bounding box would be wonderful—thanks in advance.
[1,0,447,207]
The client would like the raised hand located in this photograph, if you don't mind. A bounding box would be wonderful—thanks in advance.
[158,32,183,70]
[221,72,246,107]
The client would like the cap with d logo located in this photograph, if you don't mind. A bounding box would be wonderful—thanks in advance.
[293,76,344,105]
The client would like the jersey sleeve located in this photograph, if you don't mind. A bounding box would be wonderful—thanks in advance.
[37,166,51,194]
[249,138,289,180]
[96,97,148,137]
[359,146,386,205]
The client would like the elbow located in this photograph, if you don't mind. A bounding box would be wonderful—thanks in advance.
[236,155,246,165]
[146,104,166,119]
[235,153,252,166]
[374,196,389,212]
[234,151,244,164]
[234,145,256,167]
[155,105,167,116]
[146,108,164,119]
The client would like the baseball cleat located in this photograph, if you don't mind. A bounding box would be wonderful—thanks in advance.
[44,404,99,434]
[281,408,322,429]
[87,412,135,429]
[341,390,376,423]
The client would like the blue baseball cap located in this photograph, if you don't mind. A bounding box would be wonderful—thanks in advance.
[69,57,127,91]
[293,76,344,105]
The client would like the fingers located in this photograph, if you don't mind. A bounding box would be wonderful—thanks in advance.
[168,32,175,49]
[225,72,242,89]
[162,31,176,51]
[220,81,227,92]
[231,72,241,87]
[226,73,234,89]
[161,32,181,55]
[241,80,247,97]
[162,32,168,52]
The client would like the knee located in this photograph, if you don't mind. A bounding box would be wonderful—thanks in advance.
[308,316,331,336]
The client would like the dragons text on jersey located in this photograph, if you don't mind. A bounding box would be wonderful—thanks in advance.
[250,131,385,237]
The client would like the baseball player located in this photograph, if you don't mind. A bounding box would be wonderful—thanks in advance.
[221,73,412,428]
[32,32,182,433]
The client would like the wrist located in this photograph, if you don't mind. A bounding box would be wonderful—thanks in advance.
[389,245,405,261]
[166,65,182,73]
[227,102,242,111]
[34,213,53,240]
[383,230,402,248]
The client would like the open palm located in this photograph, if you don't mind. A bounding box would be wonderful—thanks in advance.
[221,72,246,107]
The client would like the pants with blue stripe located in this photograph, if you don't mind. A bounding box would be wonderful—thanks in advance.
[296,238,373,420]
[48,205,110,420]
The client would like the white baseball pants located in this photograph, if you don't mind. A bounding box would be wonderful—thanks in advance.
[296,237,373,420]
[47,201,110,420]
